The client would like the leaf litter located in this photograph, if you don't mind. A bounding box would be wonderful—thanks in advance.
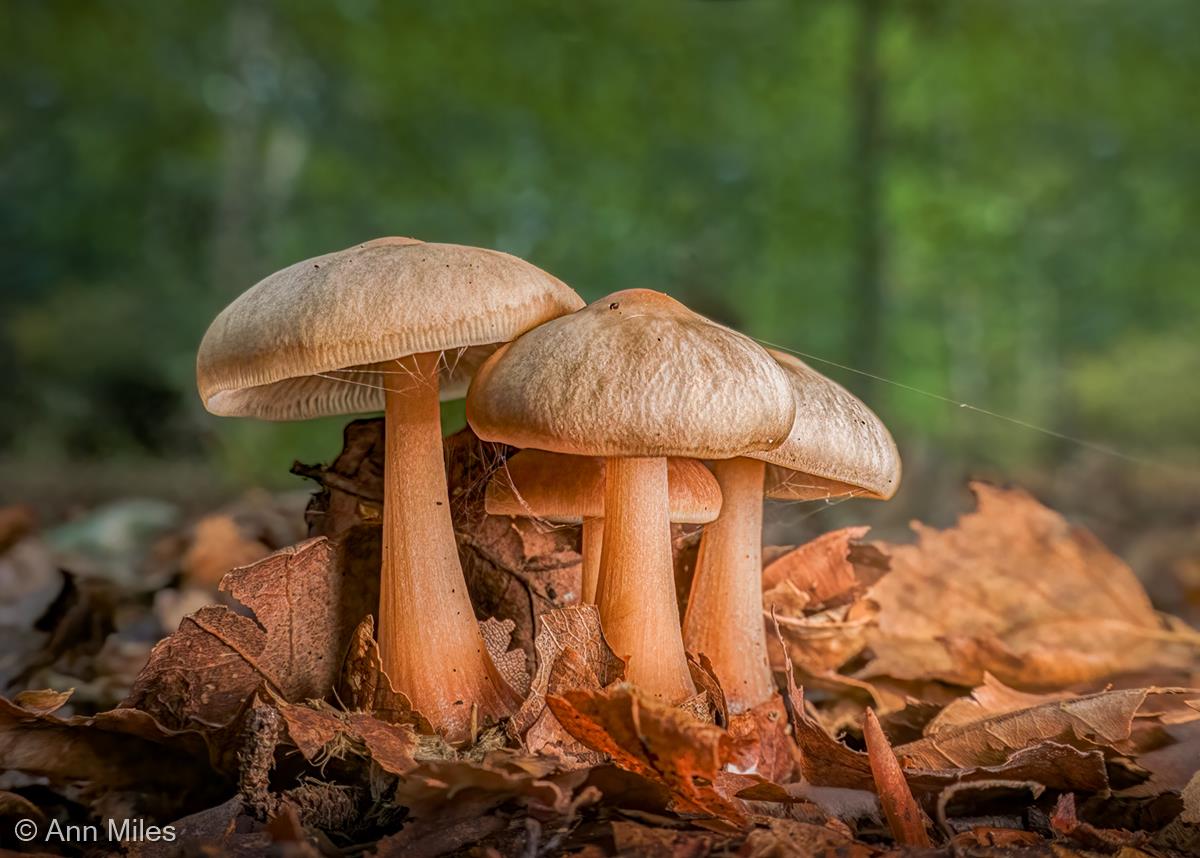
[0,424,1197,855]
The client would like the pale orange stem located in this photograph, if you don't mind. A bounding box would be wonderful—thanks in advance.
[683,457,773,713]
[580,517,604,605]
[380,352,518,741]
[596,457,696,704]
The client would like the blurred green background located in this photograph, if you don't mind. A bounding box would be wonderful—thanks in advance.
[2,1,1198,536]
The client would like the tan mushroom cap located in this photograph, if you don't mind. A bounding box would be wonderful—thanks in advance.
[467,289,795,458]
[197,238,585,420]
[485,450,722,524]
[753,350,900,501]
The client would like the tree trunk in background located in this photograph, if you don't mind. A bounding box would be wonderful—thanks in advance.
[849,0,885,404]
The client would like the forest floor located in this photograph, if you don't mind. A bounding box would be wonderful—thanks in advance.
[1,420,1198,856]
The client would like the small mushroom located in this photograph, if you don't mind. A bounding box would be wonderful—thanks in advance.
[485,451,722,604]
[683,349,900,712]
[196,237,584,741]
[467,289,794,705]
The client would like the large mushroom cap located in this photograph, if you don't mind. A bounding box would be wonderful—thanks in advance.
[197,238,585,420]
[467,289,795,459]
[485,450,722,524]
[754,350,900,501]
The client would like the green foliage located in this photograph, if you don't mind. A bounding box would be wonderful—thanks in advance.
[2,0,1197,484]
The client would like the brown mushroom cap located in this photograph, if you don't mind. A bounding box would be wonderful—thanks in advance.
[485,450,722,524]
[197,237,585,420]
[467,289,795,458]
[753,350,901,501]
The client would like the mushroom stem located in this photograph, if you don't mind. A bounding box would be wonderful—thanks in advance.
[597,456,697,704]
[580,517,604,604]
[380,351,518,740]
[683,457,773,713]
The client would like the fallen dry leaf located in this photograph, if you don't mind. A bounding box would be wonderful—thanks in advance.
[738,817,878,858]
[1052,791,1146,852]
[0,691,228,821]
[863,483,1200,688]
[509,605,624,766]
[125,532,379,730]
[182,514,272,589]
[925,672,1075,736]
[725,696,800,784]
[765,528,890,677]
[862,708,931,846]
[788,683,1110,801]
[270,694,419,776]
[337,614,425,729]
[548,686,755,827]
[895,687,1200,770]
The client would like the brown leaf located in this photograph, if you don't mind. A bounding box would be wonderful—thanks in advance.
[124,532,378,730]
[125,798,270,858]
[1052,792,1145,851]
[182,514,273,590]
[763,527,887,610]
[12,687,73,716]
[862,708,931,846]
[895,687,1200,770]
[949,826,1042,848]
[270,694,419,776]
[0,694,228,821]
[765,529,890,676]
[863,483,1200,688]
[611,820,728,858]
[788,686,1109,797]
[480,616,532,698]
[687,652,730,727]
[509,605,623,766]
[548,686,754,827]
[337,615,425,728]
[725,696,800,785]
[925,673,1075,735]
[738,818,877,857]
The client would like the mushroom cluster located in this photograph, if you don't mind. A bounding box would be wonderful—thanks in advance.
[198,239,899,740]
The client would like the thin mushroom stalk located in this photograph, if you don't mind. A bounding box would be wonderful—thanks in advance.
[596,456,696,704]
[683,457,774,713]
[381,351,519,738]
[580,517,604,604]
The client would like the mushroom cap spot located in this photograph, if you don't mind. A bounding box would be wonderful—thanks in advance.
[196,238,585,420]
[754,350,901,501]
[485,450,722,523]
[466,288,796,459]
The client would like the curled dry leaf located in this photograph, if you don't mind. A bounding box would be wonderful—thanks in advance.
[895,687,1200,770]
[863,483,1200,688]
[337,615,425,729]
[789,686,1109,798]
[270,694,419,776]
[725,696,801,785]
[925,672,1075,735]
[764,528,890,677]
[0,692,228,821]
[125,532,379,731]
[509,605,624,767]
[547,686,755,828]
